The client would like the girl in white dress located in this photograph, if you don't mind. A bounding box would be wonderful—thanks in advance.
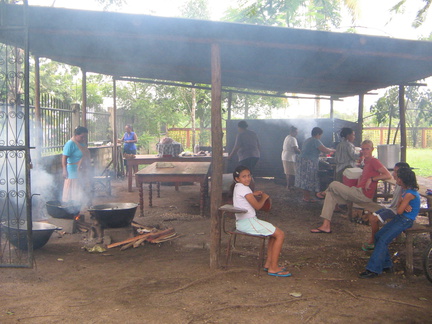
[233,165,291,277]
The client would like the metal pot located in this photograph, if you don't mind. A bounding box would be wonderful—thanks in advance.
[1,221,60,250]
[46,200,81,219]
[88,203,138,228]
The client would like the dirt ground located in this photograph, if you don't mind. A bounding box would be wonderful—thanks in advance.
[1,177,432,324]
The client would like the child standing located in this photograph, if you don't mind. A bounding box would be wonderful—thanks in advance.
[359,167,420,279]
[232,165,291,277]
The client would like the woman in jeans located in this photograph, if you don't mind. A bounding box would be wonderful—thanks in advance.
[359,168,420,279]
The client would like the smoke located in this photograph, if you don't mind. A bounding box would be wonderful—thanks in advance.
[30,166,57,221]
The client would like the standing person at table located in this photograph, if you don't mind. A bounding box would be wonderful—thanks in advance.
[295,127,335,202]
[335,127,360,182]
[228,120,261,175]
[118,124,138,174]
[281,126,301,191]
[310,140,392,234]
[62,126,91,206]
[316,127,360,199]
[359,167,420,279]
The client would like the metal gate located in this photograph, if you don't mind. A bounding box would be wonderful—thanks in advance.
[0,1,33,267]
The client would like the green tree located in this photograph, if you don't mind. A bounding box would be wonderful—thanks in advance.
[391,0,432,28]
[370,86,432,147]
[179,0,210,20]
[179,0,211,149]
[223,0,359,30]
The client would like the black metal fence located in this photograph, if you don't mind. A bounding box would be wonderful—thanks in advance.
[29,105,74,155]
[86,109,111,144]
[28,94,116,155]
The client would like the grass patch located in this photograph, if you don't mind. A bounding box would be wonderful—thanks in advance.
[407,148,432,178]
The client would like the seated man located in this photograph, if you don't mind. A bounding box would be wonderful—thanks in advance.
[361,162,410,251]
[310,140,392,234]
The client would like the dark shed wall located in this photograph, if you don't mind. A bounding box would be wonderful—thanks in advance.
[226,118,358,178]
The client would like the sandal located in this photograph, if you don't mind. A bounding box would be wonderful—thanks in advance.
[361,242,375,251]
[315,191,326,199]
[302,198,317,203]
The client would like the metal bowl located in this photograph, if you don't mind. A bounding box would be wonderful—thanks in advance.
[1,221,60,250]
[46,200,81,219]
[88,203,138,228]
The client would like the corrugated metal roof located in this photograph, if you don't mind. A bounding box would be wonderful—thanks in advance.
[2,4,432,97]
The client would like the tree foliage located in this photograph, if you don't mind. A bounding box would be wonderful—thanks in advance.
[370,85,432,146]
[223,0,359,30]
[391,0,432,28]
[179,0,210,19]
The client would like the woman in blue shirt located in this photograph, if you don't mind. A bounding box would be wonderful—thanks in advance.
[62,126,91,205]
[119,125,138,173]
[295,127,335,202]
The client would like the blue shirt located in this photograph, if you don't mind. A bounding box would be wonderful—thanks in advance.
[300,137,322,161]
[402,189,421,220]
[63,140,85,179]
[123,132,137,151]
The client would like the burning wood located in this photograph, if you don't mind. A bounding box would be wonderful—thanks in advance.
[107,227,175,249]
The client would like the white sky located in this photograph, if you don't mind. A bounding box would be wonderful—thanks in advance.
[28,0,432,118]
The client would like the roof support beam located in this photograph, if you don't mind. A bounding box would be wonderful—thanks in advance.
[210,43,223,270]
[81,68,87,128]
[116,77,337,101]
[399,85,407,162]
[357,94,364,146]
[113,78,118,176]
[34,55,42,161]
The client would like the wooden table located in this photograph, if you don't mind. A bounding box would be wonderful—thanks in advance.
[126,154,227,192]
[135,161,211,217]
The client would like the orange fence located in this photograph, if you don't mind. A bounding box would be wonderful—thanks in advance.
[167,128,227,150]
[363,127,432,148]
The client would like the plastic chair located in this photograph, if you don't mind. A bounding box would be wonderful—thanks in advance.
[219,204,267,275]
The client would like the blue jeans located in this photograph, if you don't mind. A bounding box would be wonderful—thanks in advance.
[366,214,413,274]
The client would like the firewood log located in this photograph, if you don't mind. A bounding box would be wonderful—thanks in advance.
[107,228,174,249]
[133,238,146,248]
[120,242,134,251]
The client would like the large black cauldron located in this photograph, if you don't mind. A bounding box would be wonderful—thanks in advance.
[46,200,81,219]
[2,221,60,250]
[88,203,138,228]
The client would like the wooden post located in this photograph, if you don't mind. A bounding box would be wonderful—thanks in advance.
[113,79,118,176]
[357,94,364,146]
[209,43,223,270]
[34,55,42,161]
[329,97,334,119]
[81,68,87,128]
[71,104,80,129]
[399,85,407,162]
[227,91,232,120]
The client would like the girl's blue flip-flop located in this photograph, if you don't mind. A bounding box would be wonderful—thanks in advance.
[263,267,287,272]
[268,270,292,277]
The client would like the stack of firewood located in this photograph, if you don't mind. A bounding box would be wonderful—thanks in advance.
[107,222,179,250]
